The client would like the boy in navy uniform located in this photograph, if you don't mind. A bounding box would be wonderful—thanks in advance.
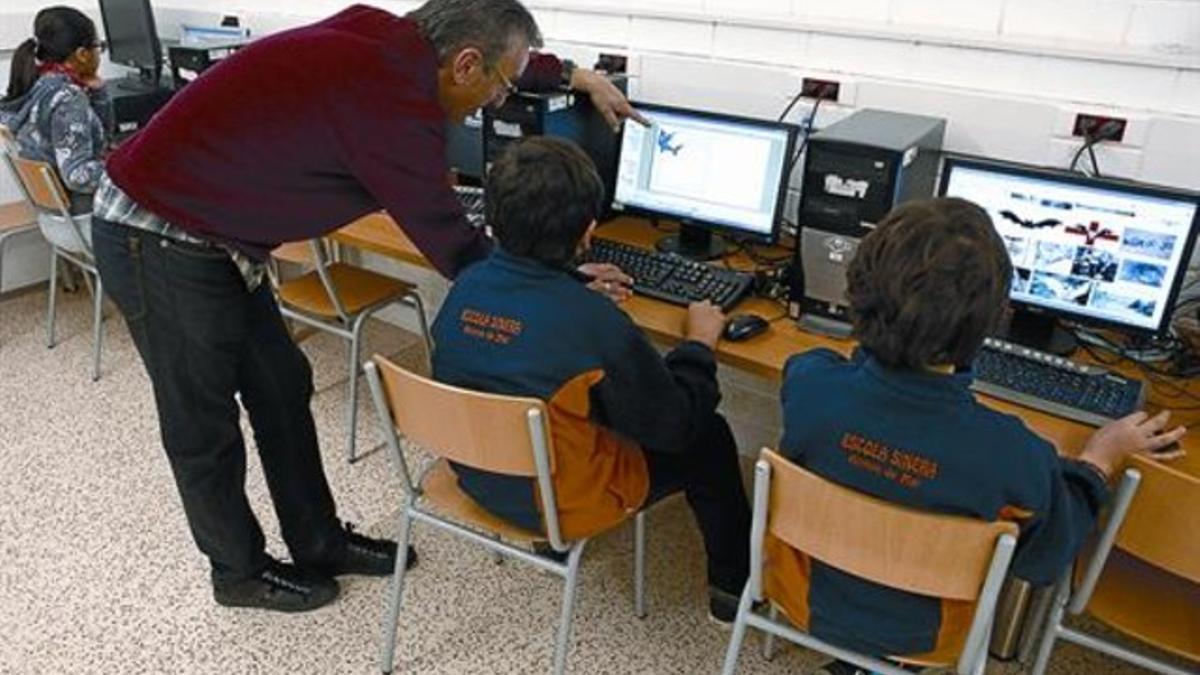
[431,137,753,620]
[775,198,1186,673]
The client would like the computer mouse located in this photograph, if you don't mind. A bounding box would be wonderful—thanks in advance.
[724,314,770,342]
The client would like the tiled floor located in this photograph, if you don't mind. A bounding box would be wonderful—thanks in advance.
[0,284,1189,674]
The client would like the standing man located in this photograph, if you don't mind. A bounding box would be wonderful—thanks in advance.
[92,0,641,613]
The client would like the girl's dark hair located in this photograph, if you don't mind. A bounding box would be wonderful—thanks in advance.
[486,137,605,267]
[847,197,1013,369]
[4,6,98,102]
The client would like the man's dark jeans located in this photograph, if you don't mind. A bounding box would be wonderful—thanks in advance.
[92,218,342,584]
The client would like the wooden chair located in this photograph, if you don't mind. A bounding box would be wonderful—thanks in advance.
[721,449,1018,675]
[0,126,39,296]
[364,355,650,675]
[1030,461,1200,675]
[2,149,105,380]
[274,239,431,462]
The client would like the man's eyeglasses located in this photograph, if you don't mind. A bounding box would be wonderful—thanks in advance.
[89,40,107,53]
[492,67,518,98]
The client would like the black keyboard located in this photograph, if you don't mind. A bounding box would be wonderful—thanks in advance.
[581,238,754,312]
[454,185,486,229]
[971,338,1144,426]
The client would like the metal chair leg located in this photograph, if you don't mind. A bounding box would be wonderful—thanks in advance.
[762,604,778,660]
[46,248,58,348]
[91,273,104,381]
[720,584,756,675]
[407,292,433,374]
[553,543,587,675]
[378,505,414,674]
[634,511,647,619]
[347,315,367,463]
[0,233,8,295]
[1030,576,1071,675]
[58,254,77,292]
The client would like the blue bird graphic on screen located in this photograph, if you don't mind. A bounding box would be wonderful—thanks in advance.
[657,130,683,156]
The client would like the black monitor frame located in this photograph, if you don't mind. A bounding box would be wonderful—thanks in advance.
[99,0,163,87]
[939,154,1200,344]
[611,101,798,260]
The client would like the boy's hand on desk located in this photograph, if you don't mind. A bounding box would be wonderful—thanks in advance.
[685,301,726,351]
[578,262,633,302]
[1081,410,1187,478]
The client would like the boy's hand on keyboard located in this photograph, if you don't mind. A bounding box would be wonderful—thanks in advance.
[685,301,726,350]
[578,262,633,302]
[1081,411,1187,478]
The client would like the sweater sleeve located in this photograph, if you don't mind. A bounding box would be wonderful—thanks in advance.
[588,317,721,454]
[1008,443,1111,586]
[335,100,493,278]
[48,88,106,194]
[517,52,565,92]
[88,83,115,140]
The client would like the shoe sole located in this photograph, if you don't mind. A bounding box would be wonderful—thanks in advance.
[214,587,340,613]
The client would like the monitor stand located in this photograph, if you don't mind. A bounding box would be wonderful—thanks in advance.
[655,223,731,261]
[1000,310,1077,356]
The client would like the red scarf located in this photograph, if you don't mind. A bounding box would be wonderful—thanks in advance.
[37,61,90,89]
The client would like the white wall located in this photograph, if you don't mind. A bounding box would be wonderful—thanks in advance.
[3,0,1197,444]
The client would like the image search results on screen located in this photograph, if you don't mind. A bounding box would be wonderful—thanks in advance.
[946,167,1196,331]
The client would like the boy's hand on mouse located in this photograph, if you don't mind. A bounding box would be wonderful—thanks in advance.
[1080,410,1187,478]
[685,301,726,350]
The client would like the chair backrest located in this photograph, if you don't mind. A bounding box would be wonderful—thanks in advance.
[1112,456,1200,584]
[8,155,71,216]
[759,448,1018,601]
[371,353,552,477]
[6,155,92,256]
[368,354,568,547]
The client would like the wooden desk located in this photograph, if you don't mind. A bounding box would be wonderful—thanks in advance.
[335,211,1200,662]
[333,212,1200,475]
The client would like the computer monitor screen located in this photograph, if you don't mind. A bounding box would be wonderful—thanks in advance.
[612,102,796,252]
[940,157,1200,336]
[100,0,161,74]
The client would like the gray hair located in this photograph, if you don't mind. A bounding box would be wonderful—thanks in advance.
[407,0,543,66]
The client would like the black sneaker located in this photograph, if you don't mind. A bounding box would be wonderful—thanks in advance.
[213,559,339,613]
[708,585,756,627]
[302,522,417,577]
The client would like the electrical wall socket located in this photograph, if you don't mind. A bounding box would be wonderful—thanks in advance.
[1073,113,1127,142]
[801,78,840,102]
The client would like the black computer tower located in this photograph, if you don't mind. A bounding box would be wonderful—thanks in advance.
[442,77,626,211]
[483,87,623,217]
[789,108,946,335]
[168,43,244,89]
[111,83,174,137]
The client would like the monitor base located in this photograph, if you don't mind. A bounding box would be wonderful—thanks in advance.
[655,224,732,261]
[1000,311,1078,356]
[798,313,853,339]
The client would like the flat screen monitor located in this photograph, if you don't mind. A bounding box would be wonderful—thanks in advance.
[939,156,1200,340]
[612,102,797,259]
[100,0,162,81]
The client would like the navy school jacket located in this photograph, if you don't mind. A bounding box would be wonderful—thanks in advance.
[773,348,1109,662]
[430,249,721,539]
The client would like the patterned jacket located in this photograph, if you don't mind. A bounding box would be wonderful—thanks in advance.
[0,72,113,213]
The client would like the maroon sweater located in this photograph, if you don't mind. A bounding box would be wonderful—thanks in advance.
[105,4,564,278]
